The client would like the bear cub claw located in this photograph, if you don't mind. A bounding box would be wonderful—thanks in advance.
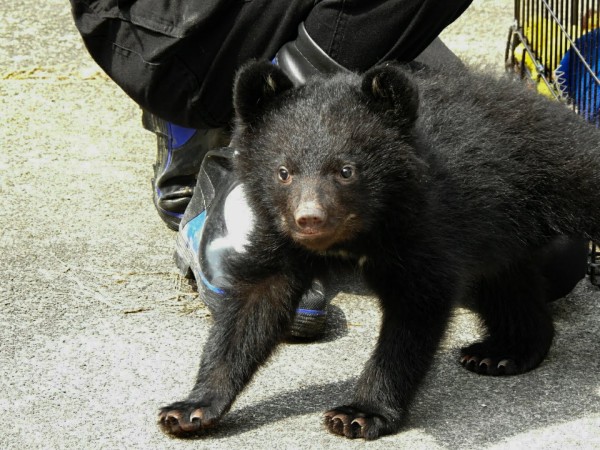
[460,341,546,376]
[324,406,395,440]
[460,353,517,375]
[158,401,218,437]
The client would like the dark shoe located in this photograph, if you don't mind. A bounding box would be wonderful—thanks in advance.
[174,148,328,340]
[142,110,229,230]
[273,23,347,86]
[288,279,327,340]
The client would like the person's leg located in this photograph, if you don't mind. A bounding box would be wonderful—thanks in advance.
[72,0,472,128]
[70,0,315,128]
[304,0,472,71]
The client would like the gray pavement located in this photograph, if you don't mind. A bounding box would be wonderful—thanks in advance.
[2,1,600,448]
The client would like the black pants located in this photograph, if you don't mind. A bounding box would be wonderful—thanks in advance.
[70,0,472,128]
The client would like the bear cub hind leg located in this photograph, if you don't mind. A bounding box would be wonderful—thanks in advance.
[461,261,554,376]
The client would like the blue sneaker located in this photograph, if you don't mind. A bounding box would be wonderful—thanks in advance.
[174,147,327,340]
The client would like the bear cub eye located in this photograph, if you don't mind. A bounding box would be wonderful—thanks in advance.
[278,166,291,183]
[340,165,355,179]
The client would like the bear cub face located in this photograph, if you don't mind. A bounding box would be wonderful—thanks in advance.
[231,61,427,252]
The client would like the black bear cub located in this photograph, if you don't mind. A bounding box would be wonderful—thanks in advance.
[159,61,600,439]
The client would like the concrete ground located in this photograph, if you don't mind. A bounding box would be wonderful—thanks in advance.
[2,0,599,448]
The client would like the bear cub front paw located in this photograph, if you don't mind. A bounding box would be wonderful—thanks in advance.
[460,340,549,376]
[158,401,221,438]
[324,405,400,440]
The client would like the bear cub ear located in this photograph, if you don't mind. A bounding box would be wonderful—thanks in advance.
[234,60,295,125]
[361,65,419,126]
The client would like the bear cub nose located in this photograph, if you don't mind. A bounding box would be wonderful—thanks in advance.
[294,202,327,230]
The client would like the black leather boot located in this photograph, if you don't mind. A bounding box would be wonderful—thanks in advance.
[273,23,348,85]
[142,110,230,230]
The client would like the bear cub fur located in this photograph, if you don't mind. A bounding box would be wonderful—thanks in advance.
[158,61,600,440]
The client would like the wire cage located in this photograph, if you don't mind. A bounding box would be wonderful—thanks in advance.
[506,0,599,125]
[506,0,600,285]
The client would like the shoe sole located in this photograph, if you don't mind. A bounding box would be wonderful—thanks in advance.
[289,310,327,340]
